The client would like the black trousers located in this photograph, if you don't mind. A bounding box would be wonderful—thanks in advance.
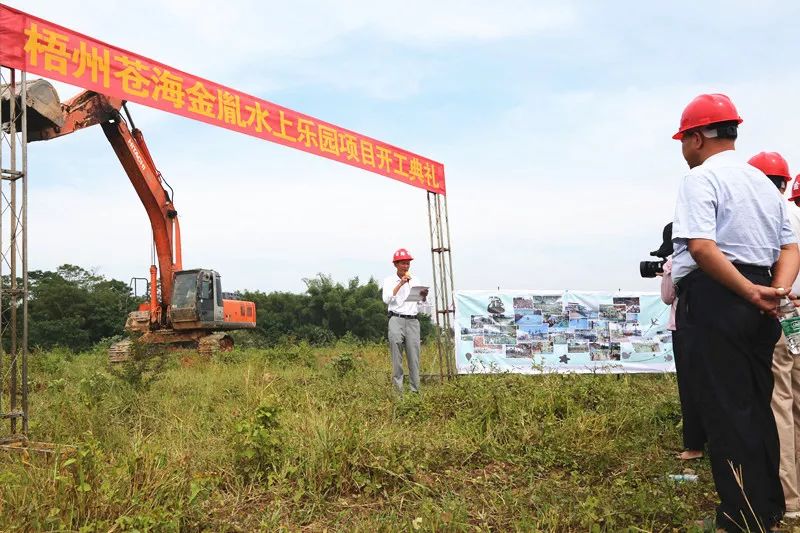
[672,328,707,451]
[677,267,784,531]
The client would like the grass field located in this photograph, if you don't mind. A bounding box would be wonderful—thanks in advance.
[0,340,722,531]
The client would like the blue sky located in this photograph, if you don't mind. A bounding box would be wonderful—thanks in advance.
[9,0,800,294]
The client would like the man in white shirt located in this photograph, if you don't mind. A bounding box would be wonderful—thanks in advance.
[382,248,428,394]
[750,153,800,519]
[787,176,800,263]
[671,93,799,531]
[779,173,800,518]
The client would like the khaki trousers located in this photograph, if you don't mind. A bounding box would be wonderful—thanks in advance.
[388,316,420,393]
[771,333,800,512]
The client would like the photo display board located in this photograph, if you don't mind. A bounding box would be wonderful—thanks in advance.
[455,290,674,374]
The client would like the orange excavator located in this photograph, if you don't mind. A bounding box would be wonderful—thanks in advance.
[5,79,256,360]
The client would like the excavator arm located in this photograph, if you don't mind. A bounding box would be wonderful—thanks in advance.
[26,83,181,326]
[4,78,256,359]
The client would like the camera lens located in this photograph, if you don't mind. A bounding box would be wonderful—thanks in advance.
[640,260,664,278]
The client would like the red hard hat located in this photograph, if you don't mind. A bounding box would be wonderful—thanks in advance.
[748,152,791,181]
[672,93,743,140]
[392,248,414,262]
[790,175,800,202]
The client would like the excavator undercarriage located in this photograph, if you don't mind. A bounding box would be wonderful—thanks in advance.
[105,310,236,361]
[108,333,235,362]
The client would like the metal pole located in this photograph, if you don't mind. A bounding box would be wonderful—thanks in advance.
[432,195,445,375]
[426,191,457,379]
[0,68,30,437]
[433,195,445,375]
[8,70,17,434]
[433,195,454,377]
[21,71,28,434]
[0,68,5,420]
[442,195,456,376]
[427,192,445,382]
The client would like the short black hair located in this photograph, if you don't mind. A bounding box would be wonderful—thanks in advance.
[707,120,739,140]
[768,175,785,190]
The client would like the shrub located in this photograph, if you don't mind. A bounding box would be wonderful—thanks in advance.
[233,404,283,482]
[330,352,357,377]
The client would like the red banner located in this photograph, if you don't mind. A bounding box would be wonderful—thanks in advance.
[0,4,446,194]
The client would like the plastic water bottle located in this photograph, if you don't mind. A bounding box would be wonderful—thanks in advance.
[779,298,800,355]
[668,474,698,483]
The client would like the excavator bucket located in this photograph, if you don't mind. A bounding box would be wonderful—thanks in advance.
[0,78,64,141]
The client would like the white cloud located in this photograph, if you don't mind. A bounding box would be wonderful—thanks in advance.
[442,77,800,291]
[23,71,800,295]
[11,1,578,110]
[13,1,576,60]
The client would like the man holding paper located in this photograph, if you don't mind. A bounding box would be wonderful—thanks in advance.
[382,248,429,394]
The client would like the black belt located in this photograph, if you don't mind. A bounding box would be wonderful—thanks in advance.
[677,263,771,296]
[389,311,418,319]
[732,263,771,276]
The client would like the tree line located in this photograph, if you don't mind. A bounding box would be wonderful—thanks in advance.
[4,265,433,351]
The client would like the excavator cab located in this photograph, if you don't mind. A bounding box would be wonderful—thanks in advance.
[171,269,222,327]
[171,269,255,330]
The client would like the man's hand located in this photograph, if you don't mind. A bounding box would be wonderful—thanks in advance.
[688,239,789,315]
[392,274,412,296]
[746,285,786,317]
[775,287,800,308]
[772,243,800,293]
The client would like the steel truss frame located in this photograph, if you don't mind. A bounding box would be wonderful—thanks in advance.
[0,67,29,439]
[427,192,455,380]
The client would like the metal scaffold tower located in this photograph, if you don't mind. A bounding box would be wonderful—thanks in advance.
[0,67,29,439]
[427,192,455,380]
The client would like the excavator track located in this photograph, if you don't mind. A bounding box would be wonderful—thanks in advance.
[197,333,234,355]
[108,331,235,362]
[108,339,133,363]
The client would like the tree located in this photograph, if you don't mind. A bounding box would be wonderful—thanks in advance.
[241,274,433,346]
[4,265,433,351]
[25,264,139,351]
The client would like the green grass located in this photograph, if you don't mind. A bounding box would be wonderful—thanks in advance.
[0,341,718,531]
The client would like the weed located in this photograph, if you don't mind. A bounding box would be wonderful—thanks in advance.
[108,337,173,391]
[233,403,283,482]
[0,341,718,531]
[330,352,358,377]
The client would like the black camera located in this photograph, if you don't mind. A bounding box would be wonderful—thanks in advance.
[640,258,667,278]
[640,222,672,278]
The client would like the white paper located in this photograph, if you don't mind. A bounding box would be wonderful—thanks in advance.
[405,285,429,302]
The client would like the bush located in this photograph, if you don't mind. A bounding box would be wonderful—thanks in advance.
[108,339,173,391]
[0,344,715,531]
[234,404,283,482]
[330,352,358,377]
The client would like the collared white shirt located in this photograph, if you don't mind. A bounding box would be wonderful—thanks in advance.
[382,274,425,315]
[789,205,800,296]
[672,150,796,283]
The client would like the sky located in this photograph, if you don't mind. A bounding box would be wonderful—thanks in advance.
[7,0,800,296]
